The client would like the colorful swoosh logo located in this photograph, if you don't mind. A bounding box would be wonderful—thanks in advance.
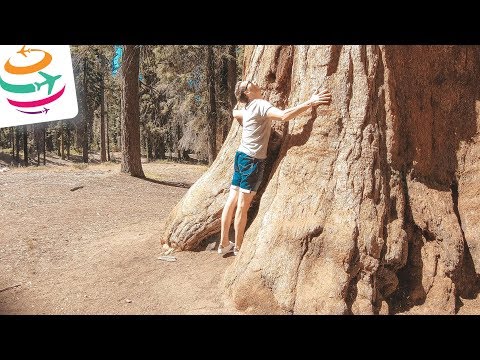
[0,45,65,116]
[8,85,65,107]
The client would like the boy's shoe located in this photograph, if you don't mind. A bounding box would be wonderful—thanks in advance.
[218,241,235,254]
[233,246,240,256]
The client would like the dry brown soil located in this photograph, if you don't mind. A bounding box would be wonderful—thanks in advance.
[0,152,241,315]
[0,152,478,315]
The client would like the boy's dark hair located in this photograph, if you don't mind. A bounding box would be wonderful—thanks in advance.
[234,80,249,104]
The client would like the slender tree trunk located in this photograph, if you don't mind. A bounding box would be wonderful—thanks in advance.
[66,123,71,160]
[156,137,165,160]
[60,122,65,160]
[43,126,46,165]
[182,150,190,161]
[176,124,181,162]
[146,126,152,162]
[45,129,52,152]
[206,45,217,165]
[15,127,20,162]
[75,120,82,154]
[57,128,61,157]
[120,45,145,178]
[106,94,111,162]
[22,125,28,166]
[35,125,40,166]
[82,57,89,163]
[118,93,123,151]
[10,126,14,158]
[100,56,107,162]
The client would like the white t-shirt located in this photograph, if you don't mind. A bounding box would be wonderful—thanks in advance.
[237,99,273,160]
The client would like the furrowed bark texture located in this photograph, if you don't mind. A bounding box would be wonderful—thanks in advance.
[162,45,480,314]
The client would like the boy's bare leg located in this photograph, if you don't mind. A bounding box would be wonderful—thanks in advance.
[220,188,239,247]
[234,191,255,250]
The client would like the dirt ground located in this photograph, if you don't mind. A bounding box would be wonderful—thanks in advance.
[1,152,479,315]
[0,152,241,315]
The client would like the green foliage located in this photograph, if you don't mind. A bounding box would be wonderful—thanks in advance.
[0,45,244,164]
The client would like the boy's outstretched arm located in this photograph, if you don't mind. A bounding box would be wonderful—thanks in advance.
[267,87,331,122]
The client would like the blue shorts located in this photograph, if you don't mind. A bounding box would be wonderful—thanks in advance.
[231,151,266,193]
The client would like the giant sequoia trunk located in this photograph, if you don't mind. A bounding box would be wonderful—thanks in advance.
[162,45,480,314]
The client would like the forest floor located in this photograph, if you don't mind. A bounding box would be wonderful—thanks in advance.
[0,151,479,315]
[0,151,241,315]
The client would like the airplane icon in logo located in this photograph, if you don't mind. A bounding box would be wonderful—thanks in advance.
[34,71,62,95]
[17,45,31,57]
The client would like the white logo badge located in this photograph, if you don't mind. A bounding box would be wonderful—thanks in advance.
[0,45,78,129]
